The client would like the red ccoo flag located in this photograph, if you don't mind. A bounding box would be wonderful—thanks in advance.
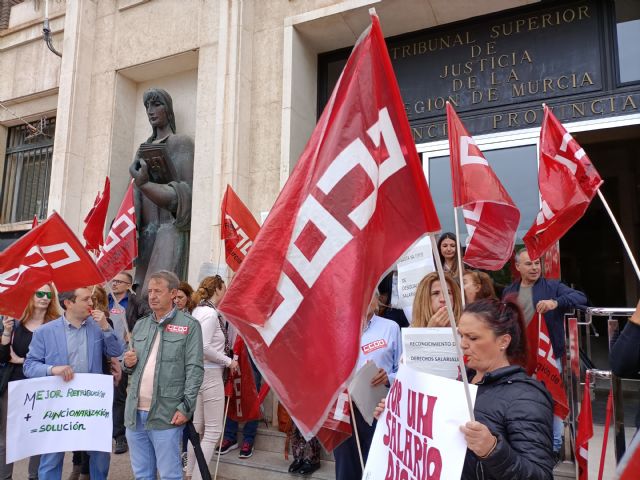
[316,390,352,452]
[97,182,137,281]
[524,105,603,260]
[576,371,593,480]
[83,177,111,252]
[218,14,440,437]
[31,216,39,229]
[226,337,261,422]
[447,104,520,270]
[529,313,569,419]
[221,185,260,272]
[0,212,105,318]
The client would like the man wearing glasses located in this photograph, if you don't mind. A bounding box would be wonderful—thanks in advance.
[108,271,140,455]
[24,287,125,479]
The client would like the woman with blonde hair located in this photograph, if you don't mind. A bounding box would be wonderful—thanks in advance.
[0,283,61,479]
[186,275,239,480]
[412,272,462,327]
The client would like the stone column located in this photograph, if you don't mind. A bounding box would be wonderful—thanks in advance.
[188,0,254,285]
[47,0,98,233]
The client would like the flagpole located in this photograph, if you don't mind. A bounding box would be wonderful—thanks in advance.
[429,234,475,421]
[453,207,466,308]
[596,189,640,282]
[348,393,365,471]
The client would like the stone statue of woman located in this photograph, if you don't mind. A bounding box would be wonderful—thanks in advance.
[128,88,193,291]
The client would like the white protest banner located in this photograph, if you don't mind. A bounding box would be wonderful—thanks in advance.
[397,237,435,320]
[7,374,113,463]
[363,364,476,480]
[402,328,460,380]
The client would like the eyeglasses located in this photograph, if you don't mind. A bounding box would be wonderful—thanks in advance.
[35,291,52,299]
[111,279,131,286]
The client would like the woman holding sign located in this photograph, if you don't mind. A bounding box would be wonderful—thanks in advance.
[457,298,554,479]
[411,272,462,327]
[0,284,61,480]
[375,297,554,479]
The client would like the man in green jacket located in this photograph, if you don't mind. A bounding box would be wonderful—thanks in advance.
[123,270,203,479]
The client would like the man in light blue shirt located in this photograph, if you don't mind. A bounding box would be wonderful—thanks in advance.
[25,287,124,480]
[335,290,402,480]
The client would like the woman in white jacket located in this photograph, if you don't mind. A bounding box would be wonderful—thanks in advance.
[186,275,238,480]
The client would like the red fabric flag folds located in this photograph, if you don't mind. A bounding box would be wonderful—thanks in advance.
[97,183,137,282]
[0,212,105,318]
[446,104,519,270]
[524,105,603,260]
[83,177,111,252]
[218,14,440,437]
[226,337,261,423]
[617,431,640,480]
[529,313,569,419]
[315,391,352,453]
[221,185,260,272]
[576,372,593,480]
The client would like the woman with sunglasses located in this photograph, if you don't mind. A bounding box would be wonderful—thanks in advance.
[0,284,61,479]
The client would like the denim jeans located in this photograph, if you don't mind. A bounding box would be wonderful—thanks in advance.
[553,358,564,452]
[223,356,262,444]
[39,451,110,480]
[126,410,182,480]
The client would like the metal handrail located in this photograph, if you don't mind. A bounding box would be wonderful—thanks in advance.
[564,306,636,474]
[586,307,635,316]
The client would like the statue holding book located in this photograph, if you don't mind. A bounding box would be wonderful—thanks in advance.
[129,88,193,290]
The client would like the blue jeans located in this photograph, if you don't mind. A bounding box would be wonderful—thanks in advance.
[553,358,564,452]
[39,451,109,480]
[224,355,262,444]
[126,410,183,480]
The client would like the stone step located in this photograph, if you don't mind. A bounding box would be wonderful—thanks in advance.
[553,460,576,479]
[215,449,335,480]
[252,425,335,462]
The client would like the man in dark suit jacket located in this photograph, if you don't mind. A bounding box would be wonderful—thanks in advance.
[25,287,124,480]
[502,247,587,457]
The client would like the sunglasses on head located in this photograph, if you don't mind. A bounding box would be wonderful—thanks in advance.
[35,291,52,299]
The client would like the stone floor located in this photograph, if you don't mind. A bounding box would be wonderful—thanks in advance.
[10,424,637,479]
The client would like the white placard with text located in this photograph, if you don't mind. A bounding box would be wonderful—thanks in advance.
[7,374,113,463]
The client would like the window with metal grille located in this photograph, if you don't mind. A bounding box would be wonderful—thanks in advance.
[1,118,55,224]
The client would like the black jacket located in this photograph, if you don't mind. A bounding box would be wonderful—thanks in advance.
[609,320,640,428]
[462,366,554,480]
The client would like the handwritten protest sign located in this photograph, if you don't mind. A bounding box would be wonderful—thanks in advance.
[402,328,460,380]
[363,364,476,480]
[6,374,113,463]
[397,237,435,320]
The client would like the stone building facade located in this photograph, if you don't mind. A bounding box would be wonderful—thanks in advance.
[1,0,638,307]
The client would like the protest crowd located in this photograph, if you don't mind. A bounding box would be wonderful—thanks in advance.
[2,11,640,480]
